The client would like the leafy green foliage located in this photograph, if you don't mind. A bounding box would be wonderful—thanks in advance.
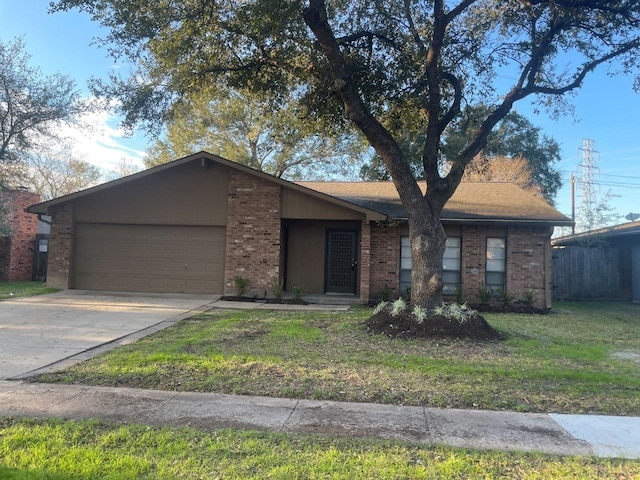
[233,276,250,297]
[145,90,368,180]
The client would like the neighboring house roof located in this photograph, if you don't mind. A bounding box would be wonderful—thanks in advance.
[26,150,571,226]
[298,181,572,226]
[552,221,640,246]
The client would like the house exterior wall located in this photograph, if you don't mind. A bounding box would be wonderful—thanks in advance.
[370,223,401,300]
[367,222,552,308]
[284,220,362,295]
[224,170,281,296]
[0,189,40,281]
[74,162,229,226]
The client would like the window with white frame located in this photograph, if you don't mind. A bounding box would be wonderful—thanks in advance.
[400,236,461,295]
[486,237,506,291]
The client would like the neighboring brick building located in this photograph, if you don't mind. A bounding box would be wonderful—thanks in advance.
[0,189,40,281]
[27,152,571,308]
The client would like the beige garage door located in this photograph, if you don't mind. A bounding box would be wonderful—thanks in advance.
[74,224,226,294]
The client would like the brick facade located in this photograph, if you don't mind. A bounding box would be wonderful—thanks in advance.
[369,223,401,301]
[506,226,553,309]
[224,171,281,297]
[0,189,40,281]
[366,223,552,308]
[46,204,74,289]
[359,221,371,303]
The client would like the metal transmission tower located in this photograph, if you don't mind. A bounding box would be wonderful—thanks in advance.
[576,138,601,232]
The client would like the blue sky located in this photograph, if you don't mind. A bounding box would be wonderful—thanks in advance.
[2,0,640,227]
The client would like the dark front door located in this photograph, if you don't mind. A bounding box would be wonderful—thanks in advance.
[326,230,358,294]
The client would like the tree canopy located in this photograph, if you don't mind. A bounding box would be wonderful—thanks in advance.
[0,37,89,180]
[52,0,640,309]
[361,107,562,202]
[145,89,366,179]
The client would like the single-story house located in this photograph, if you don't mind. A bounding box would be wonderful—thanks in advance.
[552,222,640,302]
[27,151,571,308]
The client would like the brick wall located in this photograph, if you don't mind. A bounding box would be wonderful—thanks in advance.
[0,189,40,281]
[460,225,486,301]
[359,221,371,303]
[367,223,551,308]
[46,204,74,289]
[223,171,281,297]
[369,224,401,301]
[506,226,553,309]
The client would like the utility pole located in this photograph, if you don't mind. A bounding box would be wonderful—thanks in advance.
[577,138,600,232]
[570,173,575,235]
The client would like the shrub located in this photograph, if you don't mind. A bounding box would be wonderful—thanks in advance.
[292,284,306,302]
[271,278,283,299]
[477,283,491,304]
[380,284,391,302]
[234,276,250,296]
[498,289,514,307]
[519,291,536,307]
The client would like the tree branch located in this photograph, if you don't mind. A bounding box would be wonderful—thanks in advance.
[302,0,423,208]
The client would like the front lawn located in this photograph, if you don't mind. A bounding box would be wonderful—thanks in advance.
[0,281,58,300]
[1,418,638,479]
[33,301,640,415]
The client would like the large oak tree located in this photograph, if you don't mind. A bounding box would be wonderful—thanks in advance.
[53,0,640,310]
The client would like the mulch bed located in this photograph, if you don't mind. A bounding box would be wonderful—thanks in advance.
[365,310,502,340]
[220,296,308,305]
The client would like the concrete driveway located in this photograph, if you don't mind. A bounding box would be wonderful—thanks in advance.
[0,291,219,380]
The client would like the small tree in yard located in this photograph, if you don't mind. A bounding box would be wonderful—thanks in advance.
[53,0,640,332]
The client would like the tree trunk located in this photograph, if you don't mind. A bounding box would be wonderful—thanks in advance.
[407,201,447,309]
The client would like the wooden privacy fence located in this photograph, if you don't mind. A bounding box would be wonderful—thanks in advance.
[552,245,632,301]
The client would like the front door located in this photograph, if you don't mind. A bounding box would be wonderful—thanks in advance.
[326,230,358,294]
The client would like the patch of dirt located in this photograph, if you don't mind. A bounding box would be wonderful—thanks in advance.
[365,311,502,340]
[611,350,640,363]
[220,295,308,305]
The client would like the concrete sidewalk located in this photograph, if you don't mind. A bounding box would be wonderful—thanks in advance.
[0,380,639,459]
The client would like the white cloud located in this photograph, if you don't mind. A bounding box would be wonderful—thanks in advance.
[56,107,148,172]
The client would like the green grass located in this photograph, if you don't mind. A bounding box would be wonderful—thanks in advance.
[0,418,638,479]
[34,302,640,415]
[0,281,59,300]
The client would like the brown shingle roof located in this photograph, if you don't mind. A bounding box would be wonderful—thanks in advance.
[297,181,572,225]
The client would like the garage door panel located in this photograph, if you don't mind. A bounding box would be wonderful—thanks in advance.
[74,224,226,294]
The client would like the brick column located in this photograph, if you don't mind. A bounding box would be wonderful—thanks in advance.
[461,225,485,303]
[46,204,74,289]
[369,224,401,300]
[359,220,371,304]
[224,171,281,297]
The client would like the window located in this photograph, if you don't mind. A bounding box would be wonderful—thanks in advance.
[486,237,506,291]
[400,236,411,294]
[400,236,461,295]
[442,237,461,295]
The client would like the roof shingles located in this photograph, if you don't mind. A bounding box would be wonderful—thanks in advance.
[297,181,571,225]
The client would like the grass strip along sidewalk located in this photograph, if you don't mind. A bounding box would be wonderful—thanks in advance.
[1,417,638,479]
